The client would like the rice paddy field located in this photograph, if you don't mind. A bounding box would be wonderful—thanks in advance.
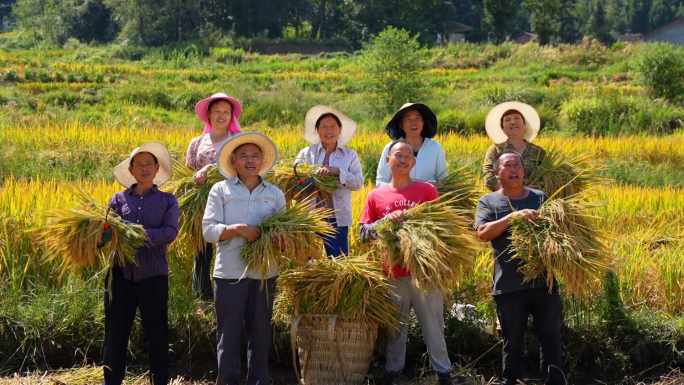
[2,38,684,383]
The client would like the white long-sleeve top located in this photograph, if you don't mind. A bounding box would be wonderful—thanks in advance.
[375,138,448,187]
[295,142,364,227]
[202,177,286,280]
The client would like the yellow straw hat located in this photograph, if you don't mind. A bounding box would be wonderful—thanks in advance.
[304,105,357,146]
[485,101,541,143]
[112,141,173,188]
[217,132,278,178]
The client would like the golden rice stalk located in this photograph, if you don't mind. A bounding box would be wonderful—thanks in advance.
[34,188,147,275]
[267,161,342,202]
[526,148,610,199]
[509,196,611,297]
[434,163,484,216]
[373,193,479,293]
[276,255,400,331]
[240,199,335,280]
[162,161,223,256]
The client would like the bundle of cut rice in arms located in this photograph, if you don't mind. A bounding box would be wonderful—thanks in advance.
[276,255,400,331]
[373,193,479,293]
[34,188,147,275]
[239,199,336,280]
[509,196,611,297]
[525,148,610,199]
[268,161,342,202]
[162,161,223,256]
[434,163,484,218]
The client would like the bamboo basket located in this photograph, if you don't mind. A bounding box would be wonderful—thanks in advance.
[291,314,377,385]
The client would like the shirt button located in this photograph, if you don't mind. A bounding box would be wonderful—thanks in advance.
[138,207,141,209]
[137,220,140,223]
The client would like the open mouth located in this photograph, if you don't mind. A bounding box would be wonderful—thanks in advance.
[245,165,256,170]
[325,134,334,139]
[509,174,519,180]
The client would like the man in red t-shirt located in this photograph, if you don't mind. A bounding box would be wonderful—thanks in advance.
[360,140,454,385]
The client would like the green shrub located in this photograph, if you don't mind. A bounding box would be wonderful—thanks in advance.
[469,83,532,106]
[632,42,684,102]
[211,47,245,64]
[360,27,426,115]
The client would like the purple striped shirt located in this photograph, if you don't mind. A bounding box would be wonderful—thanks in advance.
[108,185,179,281]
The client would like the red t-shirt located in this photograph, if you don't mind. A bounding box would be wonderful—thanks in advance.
[360,181,439,277]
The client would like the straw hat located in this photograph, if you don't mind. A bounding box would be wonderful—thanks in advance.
[113,141,173,188]
[304,105,357,146]
[217,132,278,178]
[194,92,243,134]
[385,103,438,140]
[485,101,541,143]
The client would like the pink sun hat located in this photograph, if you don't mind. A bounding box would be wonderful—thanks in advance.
[194,93,243,134]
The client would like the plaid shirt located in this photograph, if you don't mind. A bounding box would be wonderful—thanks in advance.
[108,185,179,281]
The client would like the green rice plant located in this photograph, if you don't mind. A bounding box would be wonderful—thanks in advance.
[162,161,224,257]
[509,196,611,297]
[240,199,335,281]
[374,193,479,293]
[33,188,147,275]
[276,255,400,331]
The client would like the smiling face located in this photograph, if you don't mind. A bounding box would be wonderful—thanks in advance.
[128,152,159,185]
[400,109,424,139]
[316,115,341,147]
[495,152,525,189]
[386,141,416,176]
[231,143,263,178]
[501,110,525,140]
[208,100,233,132]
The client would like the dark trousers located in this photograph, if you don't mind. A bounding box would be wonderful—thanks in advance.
[321,217,349,258]
[102,268,169,385]
[193,242,214,301]
[494,288,565,385]
[214,277,277,385]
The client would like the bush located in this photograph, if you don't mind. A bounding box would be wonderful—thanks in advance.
[632,42,684,102]
[360,27,426,115]
[211,47,245,64]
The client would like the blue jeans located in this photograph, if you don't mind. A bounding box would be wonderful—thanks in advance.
[321,217,349,258]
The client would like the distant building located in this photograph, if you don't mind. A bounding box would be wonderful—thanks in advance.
[442,21,473,43]
[643,18,684,45]
[513,32,536,44]
[616,34,643,43]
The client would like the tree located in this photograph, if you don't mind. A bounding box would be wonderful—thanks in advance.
[360,27,426,115]
[558,0,581,43]
[587,1,614,44]
[606,0,629,33]
[483,0,518,42]
[523,0,560,45]
[650,0,676,29]
[626,0,651,33]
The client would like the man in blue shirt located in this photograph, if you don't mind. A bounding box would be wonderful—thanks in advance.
[475,151,565,385]
[100,141,179,385]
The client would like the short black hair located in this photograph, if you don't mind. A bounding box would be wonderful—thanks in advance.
[130,152,158,167]
[500,109,525,128]
[315,113,342,130]
[494,150,524,170]
[387,139,415,155]
[207,99,233,115]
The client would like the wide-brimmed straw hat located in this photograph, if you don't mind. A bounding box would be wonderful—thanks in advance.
[385,102,438,140]
[194,92,243,134]
[304,105,357,146]
[485,101,541,143]
[113,141,173,188]
[217,132,278,178]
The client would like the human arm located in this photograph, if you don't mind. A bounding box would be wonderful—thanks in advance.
[483,144,500,192]
[375,144,391,187]
[434,143,448,184]
[476,207,540,242]
[144,197,180,247]
[337,150,364,191]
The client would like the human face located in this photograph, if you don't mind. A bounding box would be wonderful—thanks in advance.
[495,153,524,188]
[501,112,525,140]
[317,116,341,147]
[128,152,159,186]
[208,100,233,131]
[231,143,263,178]
[400,109,424,139]
[386,142,416,176]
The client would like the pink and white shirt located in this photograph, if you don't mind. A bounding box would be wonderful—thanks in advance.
[185,133,237,171]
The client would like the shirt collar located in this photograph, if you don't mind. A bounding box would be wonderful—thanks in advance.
[127,184,159,196]
[229,175,266,188]
[313,142,346,155]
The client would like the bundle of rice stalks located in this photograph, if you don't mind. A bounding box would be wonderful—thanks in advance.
[35,188,147,275]
[525,148,610,199]
[268,161,342,202]
[240,198,335,279]
[373,193,479,293]
[509,196,611,297]
[276,256,400,331]
[434,163,484,216]
[162,161,223,256]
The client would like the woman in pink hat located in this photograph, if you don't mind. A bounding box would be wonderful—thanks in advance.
[186,92,243,314]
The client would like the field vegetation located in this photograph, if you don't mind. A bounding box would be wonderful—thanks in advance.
[1,34,684,383]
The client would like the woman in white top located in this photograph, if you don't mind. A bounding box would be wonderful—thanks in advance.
[375,103,447,187]
[295,105,364,258]
[186,92,243,312]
